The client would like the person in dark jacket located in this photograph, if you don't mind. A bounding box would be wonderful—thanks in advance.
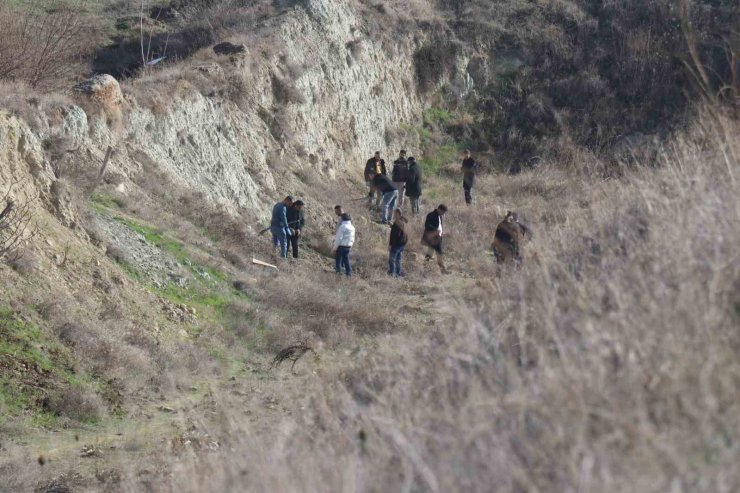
[422,204,448,273]
[405,156,422,214]
[270,196,293,258]
[388,208,408,277]
[364,151,386,208]
[491,210,532,264]
[391,150,409,207]
[370,171,398,224]
[461,149,479,205]
[286,200,305,259]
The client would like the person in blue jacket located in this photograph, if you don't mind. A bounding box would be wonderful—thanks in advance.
[270,196,294,258]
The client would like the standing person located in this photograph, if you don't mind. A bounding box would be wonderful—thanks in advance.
[332,213,355,277]
[391,150,409,207]
[270,196,293,258]
[405,156,422,215]
[422,204,448,273]
[286,200,305,259]
[364,151,386,209]
[370,171,398,224]
[461,149,479,205]
[388,208,408,277]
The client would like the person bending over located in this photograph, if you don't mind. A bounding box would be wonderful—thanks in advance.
[422,204,448,273]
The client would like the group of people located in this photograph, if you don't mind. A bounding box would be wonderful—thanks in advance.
[364,148,478,223]
[326,202,448,277]
[364,149,424,220]
[268,148,526,278]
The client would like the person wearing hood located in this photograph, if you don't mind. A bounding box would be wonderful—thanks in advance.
[332,212,355,277]
[405,156,422,214]
[270,196,293,258]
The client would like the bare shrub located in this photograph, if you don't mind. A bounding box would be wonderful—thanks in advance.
[43,384,104,422]
[6,250,40,275]
[0,1,102,89]
[0,182,36,264]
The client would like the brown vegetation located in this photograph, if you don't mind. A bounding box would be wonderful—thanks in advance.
[0,1,101,89]
[146,109,739,493]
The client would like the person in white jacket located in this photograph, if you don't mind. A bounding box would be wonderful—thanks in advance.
[332,212,355,277]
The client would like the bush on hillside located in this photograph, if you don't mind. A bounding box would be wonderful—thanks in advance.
[0,1,101,89]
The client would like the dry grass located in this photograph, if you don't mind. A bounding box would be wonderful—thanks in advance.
[96,110,740,492]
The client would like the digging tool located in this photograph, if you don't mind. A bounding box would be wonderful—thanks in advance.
[258,218,303,236]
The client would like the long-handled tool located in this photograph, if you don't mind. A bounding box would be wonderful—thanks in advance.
[258,218,303,236]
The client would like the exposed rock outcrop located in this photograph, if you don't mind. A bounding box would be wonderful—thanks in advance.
[4,1,428,224]
[73,74,124,112]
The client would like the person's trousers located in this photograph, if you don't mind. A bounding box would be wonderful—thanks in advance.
[366,182,381,208]
[388,245,405,276]
[425,246,447,272]
[410,196,420,214]
[335,246,352,277]
[393,182,406,206]
[381,190,398,223]
[463,181,473,205]
[288,234,300,259]
[272,230,288,258]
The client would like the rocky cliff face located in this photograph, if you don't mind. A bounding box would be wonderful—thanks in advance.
[2,0,427,227]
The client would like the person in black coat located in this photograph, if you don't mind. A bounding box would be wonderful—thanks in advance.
[286,200,305,259]
[461,149,479,205]
[391,150,409,207]
[405,156,422,214]
[422,204,448,273]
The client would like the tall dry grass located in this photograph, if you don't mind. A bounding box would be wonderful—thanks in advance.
[104,110,740,492]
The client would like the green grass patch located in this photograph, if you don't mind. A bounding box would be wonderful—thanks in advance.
[116,218,187,261]
[423,107,454,126]
[419,143,462,176]
[156,283,230,312]
[0,307,97,424]
[91,192,119,213]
